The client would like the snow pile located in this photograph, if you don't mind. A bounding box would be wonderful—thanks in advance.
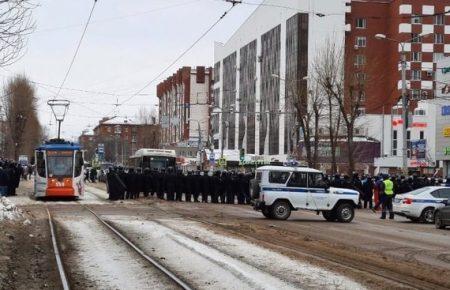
[0,197,23,221]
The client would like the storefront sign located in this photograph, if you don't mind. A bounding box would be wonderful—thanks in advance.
[412,122,427,128]
[443,106,450,116]
[444,126,450,137]
[445,147,450,156]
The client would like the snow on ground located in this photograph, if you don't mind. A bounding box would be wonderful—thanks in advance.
[56,216,177,290]
[0,197,23,221]
[107,216,365,290]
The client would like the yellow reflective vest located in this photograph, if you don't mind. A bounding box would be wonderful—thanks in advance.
[383,179,394,196]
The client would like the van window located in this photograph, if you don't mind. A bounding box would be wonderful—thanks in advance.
[269,171,291,184]
[256,172,262,182]
[308,173,327,188]
[288,172,307,187]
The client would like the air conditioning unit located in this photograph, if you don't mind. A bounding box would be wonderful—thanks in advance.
[426,71,433,77]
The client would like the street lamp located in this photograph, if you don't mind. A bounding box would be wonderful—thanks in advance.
[375,32,432,174]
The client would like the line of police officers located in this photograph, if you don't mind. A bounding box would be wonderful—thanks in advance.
[106,167,253,204]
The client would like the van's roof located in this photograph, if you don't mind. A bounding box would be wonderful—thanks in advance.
[256,165,321,173]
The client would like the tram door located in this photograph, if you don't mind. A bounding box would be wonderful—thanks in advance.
[34,150,47,197]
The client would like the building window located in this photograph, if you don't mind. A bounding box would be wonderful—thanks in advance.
[393,130,398,156]
[357,107,366,116]
[411,14,421,24]
[355,72,366,82]
[411,33,421,43]
[435,14,444,25]
[356,36,366,47]
[420,131,424,140]
[434,53,444,62]
[435,33,444,44]
[107,127,111,133]
[354,54,365,66]
[411,70,421,80]
[355,18,367,29]
[411,89,421,100]
[411,52,421,62]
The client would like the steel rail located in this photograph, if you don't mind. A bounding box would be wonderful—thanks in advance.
[82,205,193,290]
[46,208,70,290]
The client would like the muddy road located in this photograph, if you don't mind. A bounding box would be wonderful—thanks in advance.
[1,181,450,289]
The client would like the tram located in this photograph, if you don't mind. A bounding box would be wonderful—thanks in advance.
[34,139,85,199]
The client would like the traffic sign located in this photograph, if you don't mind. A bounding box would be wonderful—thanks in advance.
[217,157,226,167]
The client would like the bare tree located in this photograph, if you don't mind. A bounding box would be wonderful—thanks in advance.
[0,1,35,67]
[136,106,157,125]
[316,39,366,174]
[285,76,324,168]
[314,40,343,174]
[2,75,42,160]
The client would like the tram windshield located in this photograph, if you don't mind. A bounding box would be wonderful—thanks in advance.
[46,151,73,178]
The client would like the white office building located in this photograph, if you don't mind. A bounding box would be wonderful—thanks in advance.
[212,0,346,159]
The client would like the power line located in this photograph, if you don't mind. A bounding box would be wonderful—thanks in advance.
[34,0,200,34]
[54,0,98,100]
[111,2,239,114]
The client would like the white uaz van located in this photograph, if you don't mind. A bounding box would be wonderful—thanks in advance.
[251,166,360,222]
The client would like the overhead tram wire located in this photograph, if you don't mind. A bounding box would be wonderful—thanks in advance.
[35,0,200,34]
[54,0,98,100]
[108,2,240,116]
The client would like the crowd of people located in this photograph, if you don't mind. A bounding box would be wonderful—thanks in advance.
[106,167,253,204]
[0,160,23,197]
[328,173,448,219]
[105,166,448,219]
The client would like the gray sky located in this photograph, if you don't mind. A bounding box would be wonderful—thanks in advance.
[2,0,262,140]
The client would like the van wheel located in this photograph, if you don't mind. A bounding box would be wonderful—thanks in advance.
[420,207,435,223]
[262,206,273,219]
[271,201,291,220]
[322,210,337,222]
[336,203,355,223]
[435,211,445,229]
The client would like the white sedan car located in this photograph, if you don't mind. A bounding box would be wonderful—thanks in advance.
[393,186,450,223]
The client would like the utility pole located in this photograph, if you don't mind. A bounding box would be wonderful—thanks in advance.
[400,51,408,174]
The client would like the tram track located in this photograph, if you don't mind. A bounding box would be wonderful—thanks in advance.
[46,202,192,290]
[81,187,450,289]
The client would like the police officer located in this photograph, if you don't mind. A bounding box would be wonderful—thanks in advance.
[381,175,395,219]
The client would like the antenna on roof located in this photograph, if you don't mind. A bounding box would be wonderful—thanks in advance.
[113,97,120,117]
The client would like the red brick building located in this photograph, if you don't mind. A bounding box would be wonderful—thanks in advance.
[157,66,212,147]
[346,0,450,114]
[79,117,161,164]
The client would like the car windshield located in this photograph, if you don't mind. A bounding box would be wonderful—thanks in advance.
[408,187,432,195]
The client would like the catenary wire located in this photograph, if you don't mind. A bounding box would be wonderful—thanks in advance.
[54,0,98,100]
[34,0,200,34]
[110,3,239,114]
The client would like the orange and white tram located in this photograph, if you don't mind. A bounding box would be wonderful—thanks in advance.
[34,140,85,199]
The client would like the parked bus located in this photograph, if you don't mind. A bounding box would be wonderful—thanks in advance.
[34,140,85,199]
[129,148,176,171]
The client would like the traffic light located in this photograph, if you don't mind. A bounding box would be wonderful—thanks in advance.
[239,148,245,162]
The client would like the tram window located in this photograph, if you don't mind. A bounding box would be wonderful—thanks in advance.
[74,151,83,177]
[47,154,73,178]
[36,152,46,177]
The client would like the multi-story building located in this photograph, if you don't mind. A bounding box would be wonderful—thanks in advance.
[213,0,346,158]
[348,1,450,174]
[157,66,212,147]
[79,117,160,164]
[346,0,450,114]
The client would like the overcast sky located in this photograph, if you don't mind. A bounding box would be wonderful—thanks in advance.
[2,0,262,140]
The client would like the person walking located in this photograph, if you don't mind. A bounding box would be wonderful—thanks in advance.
[361,175,374,209]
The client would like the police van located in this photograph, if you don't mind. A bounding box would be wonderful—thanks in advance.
[251,166,360,222]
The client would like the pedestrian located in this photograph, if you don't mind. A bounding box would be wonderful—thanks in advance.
[361,175,374,209]
[0,166,9,197]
